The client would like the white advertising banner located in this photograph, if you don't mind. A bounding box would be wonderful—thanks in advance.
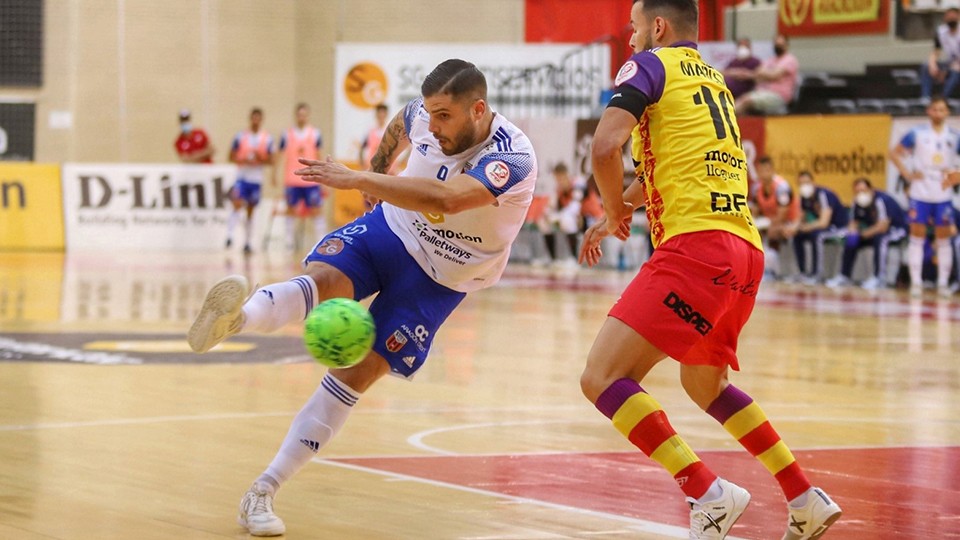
[62,163,238,250]
[334,43,610,162]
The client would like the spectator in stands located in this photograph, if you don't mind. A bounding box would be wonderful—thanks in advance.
[920,8,960,100]
[792,171,849,284]
[752,156,800,278]
[723,38,762,99]
[174,109,214,163]
[735,34,799,116]
[825,178,907,290]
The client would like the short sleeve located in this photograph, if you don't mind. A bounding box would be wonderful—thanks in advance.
[402,98,423,136]
[279,134,287,151]
[612,51,666,104]
[900,129,917,149]
[464,152,535,197]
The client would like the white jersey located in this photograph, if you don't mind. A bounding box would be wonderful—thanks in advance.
[899,123,960,203]
[381,98,538,293]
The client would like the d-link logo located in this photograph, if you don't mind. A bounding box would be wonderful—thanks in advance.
[77,174,231,209]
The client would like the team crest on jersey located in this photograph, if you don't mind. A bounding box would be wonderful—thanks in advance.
[385,330,408,352]
[315,238,344,256]
[615,60,639,87]
[484,161,510,188]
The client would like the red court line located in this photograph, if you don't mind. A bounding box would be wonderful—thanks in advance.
[334,446,960,539]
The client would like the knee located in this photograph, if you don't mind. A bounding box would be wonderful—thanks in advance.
[580,366,614,405]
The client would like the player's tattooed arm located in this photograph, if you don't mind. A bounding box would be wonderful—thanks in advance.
[370,111,410,174]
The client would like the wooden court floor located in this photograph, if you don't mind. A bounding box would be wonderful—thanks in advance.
[1,250,959,539]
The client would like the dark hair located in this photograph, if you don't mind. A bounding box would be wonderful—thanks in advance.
[250,107,263,116]
[853,177,873,189]
[929,94,950,110]
[375,103,389,112]
[553,162,569,174]
[798,170,813,180]
[636,0,698,34]
[421,59,487,101]
[947,7,959,15]
[757,155,773,166]
[295,102,309,112]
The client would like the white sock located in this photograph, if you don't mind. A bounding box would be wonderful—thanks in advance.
[285,216,296,247]
[242,276,319,333]
[226,210,241,240]
[243,214,254,247]
[313,216,327,243]
[697,478,724,503]
[789,488,811,508]
[260,373,360,489]
[908,236,924,286]
[937,238,953,288]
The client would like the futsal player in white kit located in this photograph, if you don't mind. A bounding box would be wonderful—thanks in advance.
[187,59,538,536]
[889,96,960,297]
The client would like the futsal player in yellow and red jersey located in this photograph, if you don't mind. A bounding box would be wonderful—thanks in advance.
[577,1,842,538]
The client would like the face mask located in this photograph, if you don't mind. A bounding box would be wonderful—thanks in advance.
[949,20,959,30]
[736,46,751,60]
[855,192,873,207]
[180,122,192,134]
[799,183,815,198]
[774,45,786,56]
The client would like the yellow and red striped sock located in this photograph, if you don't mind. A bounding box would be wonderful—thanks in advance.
[706,385,811,500]
[596,378,717,499]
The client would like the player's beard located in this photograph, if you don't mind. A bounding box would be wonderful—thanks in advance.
[441,122,479,156]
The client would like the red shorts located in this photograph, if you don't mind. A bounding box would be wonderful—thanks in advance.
[608,230,763,370]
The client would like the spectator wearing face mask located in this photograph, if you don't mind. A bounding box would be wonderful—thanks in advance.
[735,34,799,116]
[921,8,960,99]
[723,38,762,99]
[825,178,907,290]
[174,109,215,164]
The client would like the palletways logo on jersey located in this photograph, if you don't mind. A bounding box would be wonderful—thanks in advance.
[412,218,482,266]
[663,292,713,336]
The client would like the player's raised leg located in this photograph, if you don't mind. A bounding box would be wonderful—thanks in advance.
[187,263,352,353]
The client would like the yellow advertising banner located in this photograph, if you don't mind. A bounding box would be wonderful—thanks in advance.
[764,114,892,204]
[0,163,65,250]
[779,0,889,36]
[0,252,64,323]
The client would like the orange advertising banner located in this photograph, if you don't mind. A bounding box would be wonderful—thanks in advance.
[764,114,892,204]
[778,0,890,36]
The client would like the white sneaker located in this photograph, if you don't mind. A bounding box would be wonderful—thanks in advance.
[187,275,249,353]
[824,275,851,289]
[799,275,819,287]
[782,487,842,540]
[909,284,923,298]
[687,478,751,539]
[938,285,953,299]
[238,482,286,537]
[860,276,882,290]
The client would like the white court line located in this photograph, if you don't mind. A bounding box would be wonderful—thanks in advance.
[314,458,750,540]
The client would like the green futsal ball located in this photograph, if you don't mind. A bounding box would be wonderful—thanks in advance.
[303,298,375,368]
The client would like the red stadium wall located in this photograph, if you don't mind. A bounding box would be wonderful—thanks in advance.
[525,0,627,43]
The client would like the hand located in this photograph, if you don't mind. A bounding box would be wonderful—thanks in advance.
[604,201,634,241]
[296,157,360,190]
[905,170,924,181]
[578,216,610,267]
[943,170,960,188]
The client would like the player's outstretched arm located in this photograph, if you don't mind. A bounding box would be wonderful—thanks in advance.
[296,157,495,215]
